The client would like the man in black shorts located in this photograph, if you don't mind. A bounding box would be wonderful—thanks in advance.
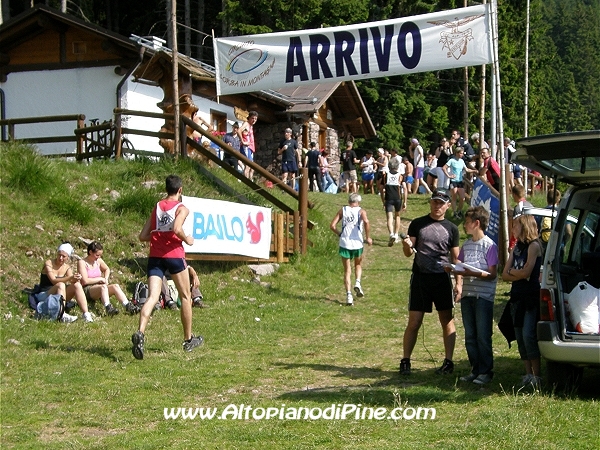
[399,189,460,375]
[132,175,203,359]
[278,128,299,188]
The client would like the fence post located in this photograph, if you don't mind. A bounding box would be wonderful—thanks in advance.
[298,167,308,254]
[76,114,86,161]
[276,213,284,263]
[114,111,123,159]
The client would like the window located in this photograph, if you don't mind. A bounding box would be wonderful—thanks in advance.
[211,111,227,133]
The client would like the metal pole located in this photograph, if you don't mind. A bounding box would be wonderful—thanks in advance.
[480,0,488,157]
[490,0,509,264]
[463,0,469,139]
[523,0,531,194]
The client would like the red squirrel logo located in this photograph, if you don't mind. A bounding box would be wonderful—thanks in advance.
[246,211,264,244]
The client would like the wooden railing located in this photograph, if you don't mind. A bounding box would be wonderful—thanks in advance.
[0,114,85,157]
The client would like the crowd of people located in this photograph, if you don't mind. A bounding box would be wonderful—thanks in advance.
[32,126,548,387]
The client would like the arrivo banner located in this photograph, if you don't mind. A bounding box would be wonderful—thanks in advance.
[214,4,492,96]
[181,196,272,259]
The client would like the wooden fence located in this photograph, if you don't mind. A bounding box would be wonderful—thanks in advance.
[0,114,85,158]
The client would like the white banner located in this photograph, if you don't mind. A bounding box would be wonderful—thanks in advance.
[182,196,272,259]
[214,4,491,96]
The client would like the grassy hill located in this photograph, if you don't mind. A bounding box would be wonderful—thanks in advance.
[1,142,598,449]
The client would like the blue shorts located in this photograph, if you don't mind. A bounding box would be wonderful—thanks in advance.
[406,176,414,184]
[449,180,465,189]
[362,172,375,182]
[242,146,254,162]
[282,160,298,174]
[147,257,187,278]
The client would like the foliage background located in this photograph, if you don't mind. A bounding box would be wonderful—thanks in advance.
[4,0,599,150]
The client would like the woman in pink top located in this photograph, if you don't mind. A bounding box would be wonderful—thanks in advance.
[78,241,138,316]
[238,111,258,179]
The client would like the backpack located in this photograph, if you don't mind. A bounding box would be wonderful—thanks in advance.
[30,291,65,321]
[132,281,163,310]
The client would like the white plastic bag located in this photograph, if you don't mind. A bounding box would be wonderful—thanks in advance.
[566,282,600,333]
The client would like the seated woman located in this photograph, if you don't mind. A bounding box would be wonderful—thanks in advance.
[38,242,93,323]
[78,241,138,316]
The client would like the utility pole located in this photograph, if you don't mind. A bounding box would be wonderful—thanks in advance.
[171,0,180,157]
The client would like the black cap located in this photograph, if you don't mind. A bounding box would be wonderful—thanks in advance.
[431,190,451,203]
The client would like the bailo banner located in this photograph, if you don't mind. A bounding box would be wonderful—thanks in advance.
[214,4,492,96]
[182,196,272,259]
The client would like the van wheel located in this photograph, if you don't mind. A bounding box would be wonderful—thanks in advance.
[545,360,583,391]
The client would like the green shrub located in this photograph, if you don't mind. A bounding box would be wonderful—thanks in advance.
[112,186,160,218]
[47,195,94,225]
[0,142,56,195]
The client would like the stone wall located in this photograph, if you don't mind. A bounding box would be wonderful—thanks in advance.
[254,121,341,184]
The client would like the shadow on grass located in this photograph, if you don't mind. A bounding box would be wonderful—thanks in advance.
[274,356,600,404]
[31,339,120,362]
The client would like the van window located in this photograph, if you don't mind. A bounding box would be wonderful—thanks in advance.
[561,209,579,265]
[562,209,599,266]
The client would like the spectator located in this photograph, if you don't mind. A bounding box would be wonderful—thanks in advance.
[504,137,519,188]
[360,150,376,194]
[451,206,499,385]
[238,111,258,180]
[401,155,413,196]
[430,138,451,190]
[222,122,242,171]
[470,132,489,154]
[330,193,372,306]
[36,242,91,323]
[409,138,432,194]
[451,129,475,165]
[320,148,335,192]
[277,128,299,188]
[341,141,360,193]
[423,152,438,191]
[399,190,460,375]
[508,184,533,249]
[443,146,478,219]
[304,141,323,192]
[132,175,203,360]
[502,215,543,388]
[375,148,389,201]
[478,146,501,194]
[78,241,138,316]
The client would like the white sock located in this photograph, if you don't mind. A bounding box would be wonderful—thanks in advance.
[122,300,130,306]
[83,312,92,319]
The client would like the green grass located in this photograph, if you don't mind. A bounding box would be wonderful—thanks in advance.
[1,143,598,449]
